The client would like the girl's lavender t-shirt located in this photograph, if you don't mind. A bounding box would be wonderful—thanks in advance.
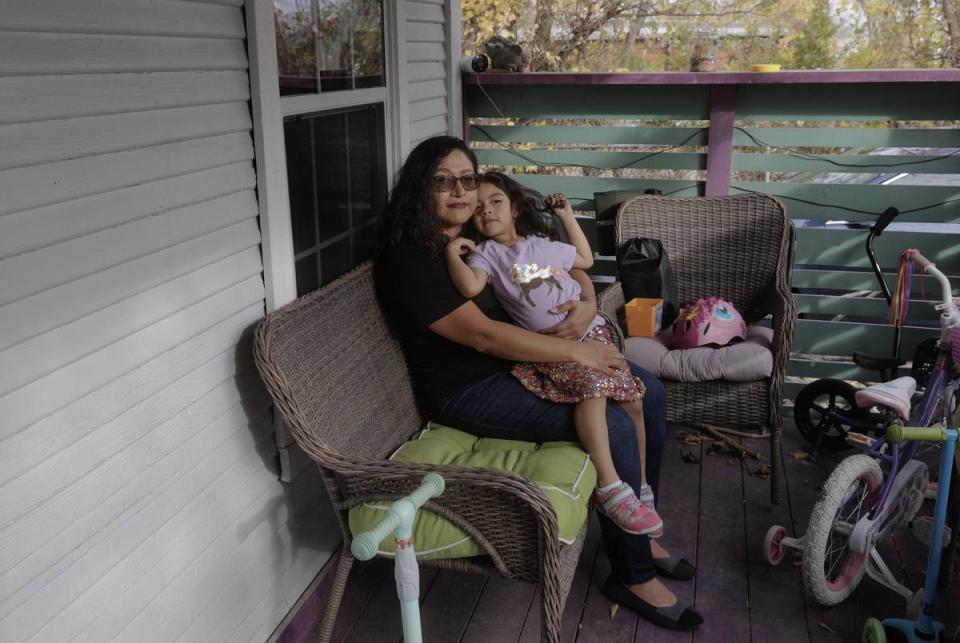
[467,236,602,333]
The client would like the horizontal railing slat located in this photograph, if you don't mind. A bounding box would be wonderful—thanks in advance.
[735,127,960,149]
[795,293,942,321]
[470,125,710,145]
[477,148,960,175]
[795,227,960,272]
[793,318,935,358]
[466,84,712,119]
[474,148,708,171]
[472,125,960,149]
[735,83,960,121]
[792,269,957,291]
[786,359,878,383]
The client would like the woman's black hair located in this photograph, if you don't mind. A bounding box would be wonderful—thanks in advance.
[376,136,478,256]
[476,171,557,240]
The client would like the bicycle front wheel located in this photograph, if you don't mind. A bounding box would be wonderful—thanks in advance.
[803,454,884,605]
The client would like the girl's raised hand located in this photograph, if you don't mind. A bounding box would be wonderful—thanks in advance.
[446,236,476,258]
[544,193,574,219]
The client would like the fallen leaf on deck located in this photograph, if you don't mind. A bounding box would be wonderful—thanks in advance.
[681,449,700,464]
[755,464,772,479]
[789,450,810,460]
[818,622,834,633]
[609,603,619,619]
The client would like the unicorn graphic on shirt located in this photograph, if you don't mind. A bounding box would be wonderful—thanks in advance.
[510,263,565,307]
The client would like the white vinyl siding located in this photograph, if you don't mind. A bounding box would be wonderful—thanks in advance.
[405,0,451,146]
[0,2,338,642]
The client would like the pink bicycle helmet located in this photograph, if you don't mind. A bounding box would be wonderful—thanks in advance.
[670,297,747,349]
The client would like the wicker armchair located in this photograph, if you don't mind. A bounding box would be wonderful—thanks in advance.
[253,263,587,643]
[598,194,796,504]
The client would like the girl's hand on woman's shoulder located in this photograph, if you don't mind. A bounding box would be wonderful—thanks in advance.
[545,193,574,220]
[446,236,476,259]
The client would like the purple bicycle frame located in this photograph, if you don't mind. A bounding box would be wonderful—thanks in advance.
[865,349,957,517]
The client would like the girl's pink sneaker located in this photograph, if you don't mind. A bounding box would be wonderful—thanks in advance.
[638,483,656,510]
[595,482,664,537]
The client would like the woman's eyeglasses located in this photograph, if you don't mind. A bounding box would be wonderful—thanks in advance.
[432,173,480,192]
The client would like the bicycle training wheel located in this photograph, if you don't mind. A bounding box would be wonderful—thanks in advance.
[803,454,884,605]
[794,379,868,452]
[862,618,886,643]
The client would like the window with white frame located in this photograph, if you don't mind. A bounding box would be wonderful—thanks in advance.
[248,0,400,310]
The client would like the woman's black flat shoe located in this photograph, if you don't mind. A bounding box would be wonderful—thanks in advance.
[653,553,696,580]
[602,576,704,630]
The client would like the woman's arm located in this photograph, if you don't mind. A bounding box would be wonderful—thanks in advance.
[429,300,625,375]
[546,193,593,270]
[540,268,597,339]
[444,237,487,297]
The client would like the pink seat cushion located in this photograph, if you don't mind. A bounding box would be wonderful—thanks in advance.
[623,325,774,382]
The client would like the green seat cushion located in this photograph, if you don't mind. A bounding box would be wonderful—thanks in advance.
[347,423,597,560]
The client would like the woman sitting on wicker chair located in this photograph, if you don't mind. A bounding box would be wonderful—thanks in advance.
[373,135,703,631]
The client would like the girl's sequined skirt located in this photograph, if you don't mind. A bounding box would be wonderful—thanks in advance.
[511,323,645,404]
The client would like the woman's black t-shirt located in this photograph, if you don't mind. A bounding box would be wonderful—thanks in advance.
[374,240,512,414]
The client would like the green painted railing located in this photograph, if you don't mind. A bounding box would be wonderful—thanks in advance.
[463,70,960,402]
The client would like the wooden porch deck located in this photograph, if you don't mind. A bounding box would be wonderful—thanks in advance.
[283,421,960,643]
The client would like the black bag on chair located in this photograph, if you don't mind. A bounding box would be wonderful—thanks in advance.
[616,238,678,327]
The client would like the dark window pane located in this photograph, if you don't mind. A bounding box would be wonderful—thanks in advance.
[353,221,376,264]
[284,118,317,253]
[348,109,372,225]
[275,0,385,96]
[313,113,350,242]
[320,237,352,286]
[295,254,320,296]
[346,107,387,226]
[287,104,387,296]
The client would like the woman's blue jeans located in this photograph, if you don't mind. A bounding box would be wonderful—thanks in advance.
[434,362,667,585]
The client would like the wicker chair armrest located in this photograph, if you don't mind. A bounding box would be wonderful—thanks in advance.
[597,282,626,320]
[597,310,624,351]
[770,284,797,376]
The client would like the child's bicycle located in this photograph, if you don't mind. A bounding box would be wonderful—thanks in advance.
[861,423,959,643]
[792,208,943,452]
[764,249,960,608]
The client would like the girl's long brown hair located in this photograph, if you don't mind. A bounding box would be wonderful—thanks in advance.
[474,172,558,240]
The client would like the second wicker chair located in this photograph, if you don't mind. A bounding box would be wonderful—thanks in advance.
[598,193,796,504]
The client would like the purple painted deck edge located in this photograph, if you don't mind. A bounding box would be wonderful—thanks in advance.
[464,69,960,86]
[274,556,337,643]
[704,86,736,197]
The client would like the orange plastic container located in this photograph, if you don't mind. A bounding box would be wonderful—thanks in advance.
[624,298,663,337]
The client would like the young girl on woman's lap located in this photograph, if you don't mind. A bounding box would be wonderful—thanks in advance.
[445,172,662,537]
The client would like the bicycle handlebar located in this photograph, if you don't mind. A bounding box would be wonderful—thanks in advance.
[350,473,445,561]
[903,249,957,323]
[887,425,952,443]
[872,207,899,236]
